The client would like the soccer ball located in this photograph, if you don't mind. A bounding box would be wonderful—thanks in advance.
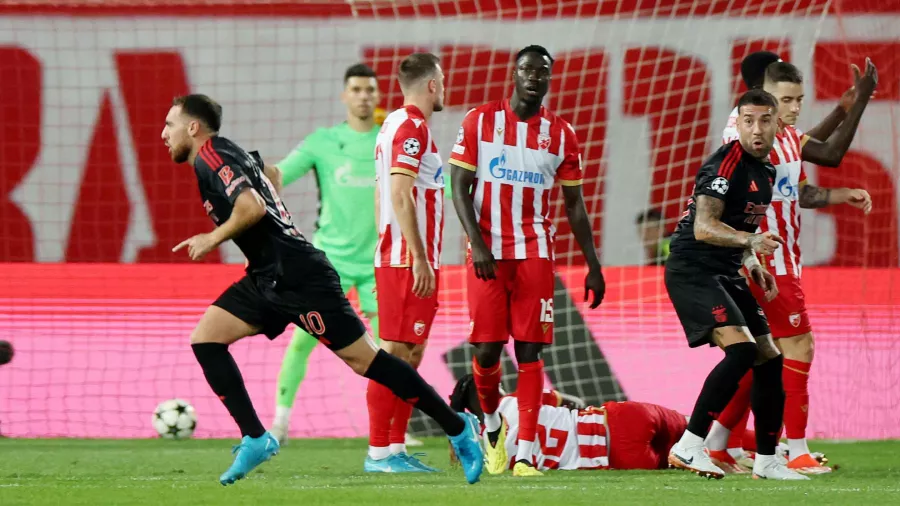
[152,399,197,440]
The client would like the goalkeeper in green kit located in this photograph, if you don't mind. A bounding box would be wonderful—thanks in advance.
[270,64,422,446]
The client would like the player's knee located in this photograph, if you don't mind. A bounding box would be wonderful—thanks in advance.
[723,341,758,371]
[753,334,781,364]
[473,343,504,368]
[781,332,814,363]
[513,341,543,364]
[408,344,426,369]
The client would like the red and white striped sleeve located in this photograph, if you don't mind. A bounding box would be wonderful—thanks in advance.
[389,119,428,178]
[557,121,584,186]
[449,108,479,171]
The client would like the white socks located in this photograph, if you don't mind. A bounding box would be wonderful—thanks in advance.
[273,406,291,428]
[678,430,705,449]
[788,438,810,459]
[704,421,731,451]
[390,443,407,455]
[516,440,535,463]
[368,446,391,460]
[484,411,501,433]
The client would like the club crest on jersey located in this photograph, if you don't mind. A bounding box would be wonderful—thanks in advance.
[218,165,234,186]
[710,177,729,195]
[413,320,426,336]
[789,313,802,327]
[403,138,421,156]
[538,133,551,151]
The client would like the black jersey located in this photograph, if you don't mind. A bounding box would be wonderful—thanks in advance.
[668,140,776,274]
[193,136,318,282]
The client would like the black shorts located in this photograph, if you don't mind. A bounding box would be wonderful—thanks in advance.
[664,266,770,348]
[212,262,366,351]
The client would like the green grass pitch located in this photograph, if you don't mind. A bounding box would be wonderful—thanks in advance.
[2,438,899,505]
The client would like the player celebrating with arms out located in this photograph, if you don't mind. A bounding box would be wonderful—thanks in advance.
[709,59,877,475]
[664,89,806,481]
[449,45,606,477]
[365,52,448,473]
[164,94,484,485]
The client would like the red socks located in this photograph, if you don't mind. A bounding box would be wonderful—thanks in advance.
[720,371,753,430]
[366,379,394,448]
[517,360,544,446]
[783,358,811,440]
[389,396,414,445]
[472,358,502,414]
[728,406,751,449]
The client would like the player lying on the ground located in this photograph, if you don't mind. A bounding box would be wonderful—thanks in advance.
[664,89,807,481]
[163,94,484,486]
[449,44,605,479]
[448,374,691,471]
[711,54,877,475]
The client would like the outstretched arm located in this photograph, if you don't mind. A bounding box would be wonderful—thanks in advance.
[802,59,878,167]
[798,183,872,213]
[805,63,863,141]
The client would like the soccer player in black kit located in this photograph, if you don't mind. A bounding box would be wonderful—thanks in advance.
[664,89,808,481]
[163,94,484,486]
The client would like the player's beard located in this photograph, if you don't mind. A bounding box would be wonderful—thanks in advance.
[433,100,444,112]
[171,143,191,164]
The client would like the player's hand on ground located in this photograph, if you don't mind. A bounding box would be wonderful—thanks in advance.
[172,233,219,261]
[470,242,497,280]
[411,256,436,298]
[844,188,873,214]
[856,57,878,98]
[748,231,784,256]
[749,266,779,302]
[584,267,605,309]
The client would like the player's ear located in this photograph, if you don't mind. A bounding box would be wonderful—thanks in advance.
[187,119,200,137]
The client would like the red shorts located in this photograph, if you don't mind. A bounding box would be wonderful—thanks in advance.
[374,266,439,344]
[604,401,688,470]
[466,257,555,344]
[748,274,812,338]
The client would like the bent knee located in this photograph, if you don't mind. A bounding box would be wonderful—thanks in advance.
[753,334,782,363]
[778,333,814,362]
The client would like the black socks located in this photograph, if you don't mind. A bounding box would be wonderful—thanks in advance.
[686,341,757,438]
[191,343,265,438]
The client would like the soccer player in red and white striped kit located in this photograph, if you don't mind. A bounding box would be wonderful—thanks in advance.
[449,45,606,477]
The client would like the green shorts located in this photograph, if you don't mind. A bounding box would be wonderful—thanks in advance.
[329,257,377,315]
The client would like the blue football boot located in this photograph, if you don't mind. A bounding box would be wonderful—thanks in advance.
[219,431,279,485]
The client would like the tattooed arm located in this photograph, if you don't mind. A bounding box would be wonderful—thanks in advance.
[695,196,783,254]
[694,196,753,247]
[798,184,872,213]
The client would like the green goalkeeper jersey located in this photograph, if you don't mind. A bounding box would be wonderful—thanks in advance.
[278,122,378,272]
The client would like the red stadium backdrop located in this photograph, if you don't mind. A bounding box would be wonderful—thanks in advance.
[0,0,899,439]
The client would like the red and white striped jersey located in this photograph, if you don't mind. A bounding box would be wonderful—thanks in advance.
[449,100,584,260]
[723,107,808,277]
[374,105,445,269]
[497,393,610,470]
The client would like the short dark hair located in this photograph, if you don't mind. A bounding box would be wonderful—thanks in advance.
[344,63,377,84]
[737,88,778,114]
[516,44,554,65]
[172,94,222,133]
[636,208,663,225]
[765,61,803,85]
[741,51,781,89]
[398,53,440,90]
